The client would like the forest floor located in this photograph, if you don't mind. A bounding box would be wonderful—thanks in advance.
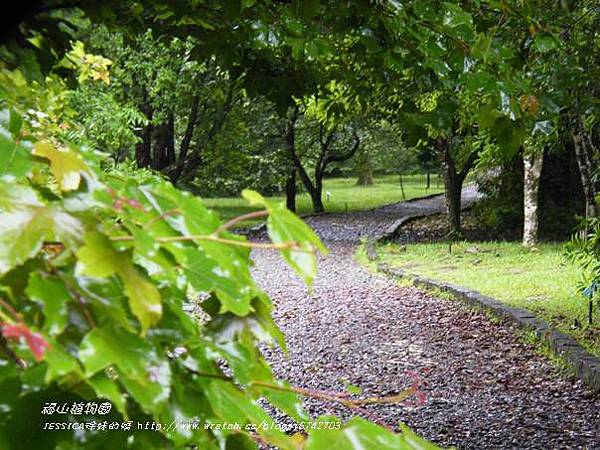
[250,189,600,449]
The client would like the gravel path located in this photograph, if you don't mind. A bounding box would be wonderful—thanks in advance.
[296,184,481,242]
[252,188,600,449]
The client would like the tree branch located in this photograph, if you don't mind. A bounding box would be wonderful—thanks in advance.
[168,80,241,183]
[458,150,479,181]
[285,106,316,195]
[178,95,200,162]
[110,233,315,252]
[212,210,269,235]
[143,208,181,229]
[324,130,360,164]
[0,297,21,322]
[0,332,27,369]
[184,367,423,431]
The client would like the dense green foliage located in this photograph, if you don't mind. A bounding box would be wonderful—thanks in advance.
[0,61,438,448]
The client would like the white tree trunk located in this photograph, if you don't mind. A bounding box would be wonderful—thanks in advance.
[522,151,544,247]
[572,128,597,220]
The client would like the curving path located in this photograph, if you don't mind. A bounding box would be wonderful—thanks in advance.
[252,188,600,449]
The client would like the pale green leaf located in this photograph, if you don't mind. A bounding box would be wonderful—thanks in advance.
[77,232,162,333]
[76,232,121,278]
[32,142,88,191]
[0,205,82,275]
[26,273,70,336]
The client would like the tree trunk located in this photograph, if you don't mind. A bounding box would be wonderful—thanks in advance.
[399,174,406,200]
[285,168,296,213]
[311,127,360,212]
[151,124,164,170]
[356,166,374,185]
[572,125,597,220]
[312,169,325,213]
[168,87,237,185]
[426,172,431,189]
[355,149,374,185]
[522,151,544,247]
[438,137,478,235]
[166,112,175,166]
[151,124,162,170]
[283,108,306,212]
[169,95,201,183]
[443,166,462,234]
[135,125,152,168]
[287,113,359,214]
[151,114,175,171]
[179,96,200,163]
[440,138,462,234]
[284,107,324,213]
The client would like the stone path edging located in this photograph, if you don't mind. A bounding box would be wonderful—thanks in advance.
[360,190,600,393]
[375,262,600,393]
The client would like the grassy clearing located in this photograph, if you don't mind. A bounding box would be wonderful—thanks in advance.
[203,174,443,221]
[373,241,599,357]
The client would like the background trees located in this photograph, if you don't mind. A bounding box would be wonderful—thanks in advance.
[6,0,595,232]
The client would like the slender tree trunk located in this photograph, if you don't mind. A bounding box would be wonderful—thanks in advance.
[356,165,374,185]
[284,107,324,213]
[289,152,317,209]
[179,96,200,162]
[426,172,431,189]
[285,168,296,213]
[522,151,544,247]
[169,86,238,185]
[166,111,175,166]
[168,96,200,183]
[443,166,462,234]
[440,138,463,234]
[312,169,325,213]
[293,164,322,213]
[399,174,406,200]
[438,137,478,235]
[287,114,359,214]
[283,108,302,212]
[311,127,360,213]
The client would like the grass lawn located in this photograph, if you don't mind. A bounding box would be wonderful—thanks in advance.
[367,241,599,358]
[203,174,443,221]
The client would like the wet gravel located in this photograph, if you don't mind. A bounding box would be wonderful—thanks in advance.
[251,190,600,449]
